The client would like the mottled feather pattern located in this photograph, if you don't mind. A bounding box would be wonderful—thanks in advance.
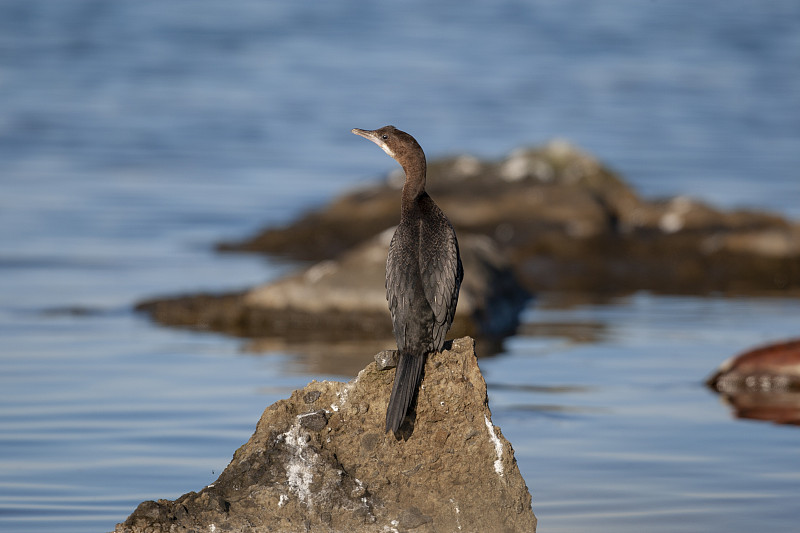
[385,195,462,355]
[385,231,401,346]
[386,227,411,351]
[418,196,462,351]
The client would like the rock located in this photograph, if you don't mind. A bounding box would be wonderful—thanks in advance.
[114,337,537,533]
[707,339,800,426]
[707,339,800,393]
[221,140,636,260]
[136,140,799,355]
[221,140,800,295]
[136,231,529,346]
[375,349,399,370]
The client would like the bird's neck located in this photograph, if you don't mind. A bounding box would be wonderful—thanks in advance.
[400,158,427,214]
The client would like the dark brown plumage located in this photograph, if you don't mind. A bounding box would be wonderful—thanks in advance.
[351,125,463,435]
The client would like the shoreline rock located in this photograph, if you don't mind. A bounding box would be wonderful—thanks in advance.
[114,337,537,533]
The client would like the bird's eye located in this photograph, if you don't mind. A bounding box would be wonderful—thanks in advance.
[382,134,388,140]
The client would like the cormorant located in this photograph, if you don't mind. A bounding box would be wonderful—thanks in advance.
[351,125,463,435]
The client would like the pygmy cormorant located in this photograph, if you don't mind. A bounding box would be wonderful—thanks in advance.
[351,125,463,435]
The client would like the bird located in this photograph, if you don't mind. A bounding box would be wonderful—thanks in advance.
[351,125,463,435]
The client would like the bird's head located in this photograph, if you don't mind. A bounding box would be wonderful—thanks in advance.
[351,125,424,166]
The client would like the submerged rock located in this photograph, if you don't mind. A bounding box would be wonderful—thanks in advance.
[707,339,800,425]
[114,337,537,533]
[222,140,800,295]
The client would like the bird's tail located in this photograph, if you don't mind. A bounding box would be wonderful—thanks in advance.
[385,351,426,434]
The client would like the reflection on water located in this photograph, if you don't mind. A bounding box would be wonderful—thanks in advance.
[487,383,595,395]
[243,337,391,377]
[718,390,800,426]
[242,336,511,378]
[517,320,608,345]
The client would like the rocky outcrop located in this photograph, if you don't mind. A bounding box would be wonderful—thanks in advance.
[222,140,800,295]
[137,231,528,346]
[137,140,799,348]
[114,337,537,533]
[707,339,800,425]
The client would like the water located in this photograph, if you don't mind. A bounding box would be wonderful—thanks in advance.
[488,295,800,532]
[0,1,798,531]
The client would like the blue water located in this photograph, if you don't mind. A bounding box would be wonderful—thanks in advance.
[0,1,798,531]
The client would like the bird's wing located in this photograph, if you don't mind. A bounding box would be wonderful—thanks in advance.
[385,226,407,351]
[419,216,463,351]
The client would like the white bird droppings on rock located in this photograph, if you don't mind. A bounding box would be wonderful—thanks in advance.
[484,414,504,477]
[281,419,319,506]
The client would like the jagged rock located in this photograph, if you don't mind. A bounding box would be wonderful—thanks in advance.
[114,337,537,533]
[221,140,800,295]
[137,231,528,345]
[707,339,800,425]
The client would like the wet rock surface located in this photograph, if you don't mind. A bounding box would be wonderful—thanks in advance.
[707,339,800,425]
[222,140,800,295]
[114,337,537,533]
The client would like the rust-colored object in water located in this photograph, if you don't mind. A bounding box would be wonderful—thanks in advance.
[707,339,800,426]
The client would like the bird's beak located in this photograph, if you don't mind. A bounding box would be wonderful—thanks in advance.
[351,128,395,158]
[351,128,376,141]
